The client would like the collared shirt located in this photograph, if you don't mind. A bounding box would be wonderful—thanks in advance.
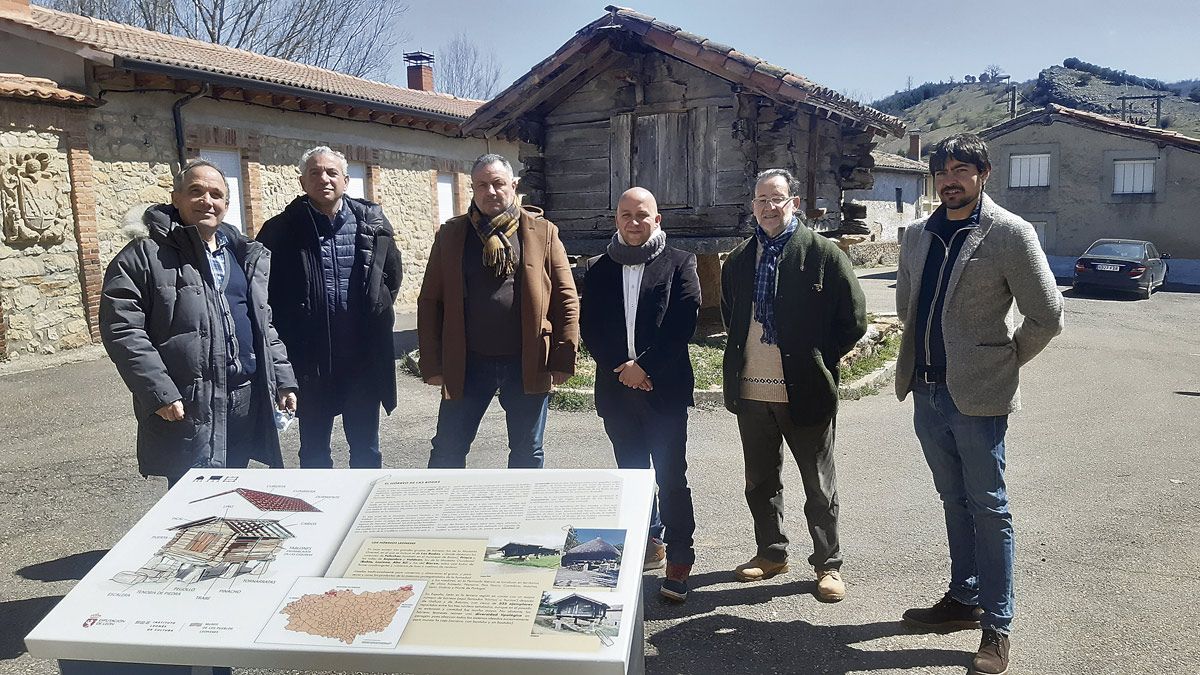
[207,229,232,290]
[622,263,644,360]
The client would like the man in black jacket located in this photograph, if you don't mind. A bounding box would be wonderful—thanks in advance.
[101,160,297,488]
[581,187,701,602]
[721,169,867,602]
[257,147,402,469]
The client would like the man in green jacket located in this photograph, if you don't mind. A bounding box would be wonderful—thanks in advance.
[721,168,867,602]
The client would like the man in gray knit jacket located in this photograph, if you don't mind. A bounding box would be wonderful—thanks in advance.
[896,134,1064,675]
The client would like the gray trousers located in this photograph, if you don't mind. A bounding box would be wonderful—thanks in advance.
[736,399,841,569]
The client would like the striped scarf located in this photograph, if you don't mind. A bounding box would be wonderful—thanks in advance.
[468,199,521,278]
[753,217,798,345]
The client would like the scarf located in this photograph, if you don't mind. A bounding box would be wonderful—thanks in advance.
[607,227,666,266]
[753,217,799,345]
[468,199,521,278]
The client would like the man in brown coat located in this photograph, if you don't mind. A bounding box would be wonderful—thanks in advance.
[417,154,578,468]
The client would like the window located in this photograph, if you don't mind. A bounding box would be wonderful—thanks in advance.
[198,148,244,231]
[895,187,904,213]
[1113,159,1155,194]
[346,161,366,200]
[436,173,456,224]
[1009,153,1049,188]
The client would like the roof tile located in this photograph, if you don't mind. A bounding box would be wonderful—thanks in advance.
[0,73,96,106]
[3,7,481,121]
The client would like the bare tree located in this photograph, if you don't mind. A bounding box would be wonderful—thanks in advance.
[983,64,1005,81]
[435,33,503,100]
[37,0,408,81]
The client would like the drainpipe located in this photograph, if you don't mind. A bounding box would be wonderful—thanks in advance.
[172,84,210,167]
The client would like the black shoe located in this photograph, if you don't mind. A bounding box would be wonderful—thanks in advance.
[973,629,1010,674]
[902,593,984,632]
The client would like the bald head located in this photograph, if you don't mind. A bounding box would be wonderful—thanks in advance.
[615,187,661,247]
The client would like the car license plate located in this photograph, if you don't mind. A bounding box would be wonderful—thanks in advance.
[1097,264,1120,272]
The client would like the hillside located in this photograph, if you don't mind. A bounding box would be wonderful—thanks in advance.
[871,65,1200,157]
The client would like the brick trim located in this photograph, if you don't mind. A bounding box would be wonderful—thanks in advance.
[454,172,470,218]
[65,132,103,343]
[366,164,382,203]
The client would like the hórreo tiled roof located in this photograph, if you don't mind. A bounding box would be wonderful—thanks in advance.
[466,5,905,138]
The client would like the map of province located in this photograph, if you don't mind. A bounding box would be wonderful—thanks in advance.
[284,587,414,643]
[258,578,426,648]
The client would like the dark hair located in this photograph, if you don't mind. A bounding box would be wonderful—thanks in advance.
[754,168,801,196]
[928,133,991,175]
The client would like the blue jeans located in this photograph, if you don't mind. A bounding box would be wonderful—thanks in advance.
[600,389,695,566]
[912,381,1014,633]
[428,355,550,468]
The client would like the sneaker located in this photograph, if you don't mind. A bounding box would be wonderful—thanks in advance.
[815,568,845,602]
[733,555,789,582]
[659,562,691,602]
[902,593,984,632]
[973,629,1010,675]
[643,538,666,571]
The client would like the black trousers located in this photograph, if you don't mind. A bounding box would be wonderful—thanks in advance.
[600,386,696,566]
[736,399,841,570]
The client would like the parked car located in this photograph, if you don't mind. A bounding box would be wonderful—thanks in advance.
[1073,239,1169,300]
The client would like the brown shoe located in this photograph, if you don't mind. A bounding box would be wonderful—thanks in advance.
[815,568,845,602]
[734,555,789,581]
[643,537,665,571]
[972,629,1010,675]
[659,562,691,602]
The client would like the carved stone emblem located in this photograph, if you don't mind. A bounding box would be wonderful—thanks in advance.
[1,151,69,246]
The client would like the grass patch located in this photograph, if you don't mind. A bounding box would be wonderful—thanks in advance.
[841,332,901,382]
[562,343,724,390]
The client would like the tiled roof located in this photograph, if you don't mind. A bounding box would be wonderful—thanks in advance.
[466,5,905,138]
[982,104,1200,153]
[870,150,928,174]
[233,488,320,512]
[0,6,481,121]
[0,73,96,106]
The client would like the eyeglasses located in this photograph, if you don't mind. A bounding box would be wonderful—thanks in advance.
[751,196,793,208]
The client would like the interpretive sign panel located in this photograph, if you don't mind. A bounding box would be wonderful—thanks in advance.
[25,468,655,675]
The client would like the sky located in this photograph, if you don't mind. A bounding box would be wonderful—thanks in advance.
[391,0,1199,104]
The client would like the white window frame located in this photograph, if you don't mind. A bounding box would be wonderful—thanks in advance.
[346,161,367,200]
[1113,159,1155,194]
[1009,153,1050,188]
[436,173,456,224]
[198,148,244,232]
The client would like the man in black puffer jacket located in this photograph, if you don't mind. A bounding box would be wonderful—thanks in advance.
[257,146,402,469]
[101,160,297,487]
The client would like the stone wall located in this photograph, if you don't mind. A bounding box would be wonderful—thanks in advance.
[85,99,177,270]
[0,125,89,359]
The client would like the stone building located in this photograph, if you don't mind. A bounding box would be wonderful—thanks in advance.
[0,0,514,361]
[462,6,904,312]
[843,150,930,243]
[982,104,1200,282]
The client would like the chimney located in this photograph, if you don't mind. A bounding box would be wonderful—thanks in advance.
[404,51,435,92]
[0,0,30,18]
[907,128,922,160]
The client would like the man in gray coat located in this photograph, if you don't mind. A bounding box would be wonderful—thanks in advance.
[101,160,297,488]
[895,134,1064,675]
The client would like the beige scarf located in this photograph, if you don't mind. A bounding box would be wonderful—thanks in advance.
[468,199,520,278]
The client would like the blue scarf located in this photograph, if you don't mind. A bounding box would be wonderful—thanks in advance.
[753,217,798,344]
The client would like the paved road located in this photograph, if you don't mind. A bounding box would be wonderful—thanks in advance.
[2,274,1197,675]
